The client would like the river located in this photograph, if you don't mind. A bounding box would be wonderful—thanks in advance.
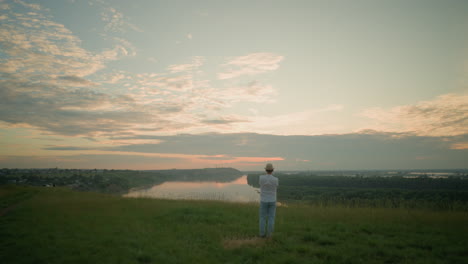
[124,175,260,203]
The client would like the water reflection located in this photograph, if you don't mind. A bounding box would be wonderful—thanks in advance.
[124,175,259,203]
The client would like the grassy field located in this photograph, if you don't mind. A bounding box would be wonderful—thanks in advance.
[1,185,467,264]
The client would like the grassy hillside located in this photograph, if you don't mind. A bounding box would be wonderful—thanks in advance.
[1,185,467,264]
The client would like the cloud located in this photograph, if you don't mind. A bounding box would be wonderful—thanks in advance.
[189,81,278,114]
[0,154,185,170]
[101,7,142,33]
[44,146,94,151]
[167,56,204,73]
[37,132,468,170]
[0,7,132,79]
[112,37,137,56]
[148,75,194,91]
[0,3,285,138]
[451,142,468,150]
[221,81,277,104]
[218,53,284,79]
[228,104,345,135]
[14,0,42,11]
[0,6,284,139]
[361,93,468,136]
[103,72,127,84]
[0,152,284,170]
[133,71,205,94]
[0,76,192,136]
[201,116,249,125]
[0,3,180,137]
[57,75,97,86]
[0,3,11,10]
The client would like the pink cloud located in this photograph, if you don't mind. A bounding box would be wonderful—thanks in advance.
[233,156,284,163]
[361,93,468,136]
[218,52,284,79]
[167,56,204,73]
[190,156,284,167]
[213,81,277,104]
[451,142,468,150]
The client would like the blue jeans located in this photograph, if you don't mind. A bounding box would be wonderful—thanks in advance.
[259,201,276,237]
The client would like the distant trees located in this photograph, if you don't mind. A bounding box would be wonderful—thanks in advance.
[247,173,468,210]
[0,168,244,195]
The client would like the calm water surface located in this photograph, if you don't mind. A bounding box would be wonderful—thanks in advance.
[124,175,259,203]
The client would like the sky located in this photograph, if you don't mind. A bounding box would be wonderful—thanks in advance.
[0,0,467,170]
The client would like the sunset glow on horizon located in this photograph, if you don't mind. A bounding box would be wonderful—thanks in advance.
[1,0,467,170]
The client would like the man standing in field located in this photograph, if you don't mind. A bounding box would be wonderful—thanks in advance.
[259,163,279,238]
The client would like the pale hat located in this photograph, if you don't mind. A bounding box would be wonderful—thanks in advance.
[265,163,274,170]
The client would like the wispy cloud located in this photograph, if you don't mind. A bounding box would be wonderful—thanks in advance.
[167,56,204,73]
[57,75,97,87]
[101,6,142,33]
[102,72,127,84]
[207,81,278,106]
[0,3,166,137]
[451,142,468,150]
[361,93,468,136]
[136,74,197,92]
[218,52,284,79]
[0,4,285,138]
[14,0,43,11]
[201,116,249,125]
[0,7,131,78]
[112,37,137,56]
[231,104,345,135]
[0,77,159,136]
[0,2,11,11]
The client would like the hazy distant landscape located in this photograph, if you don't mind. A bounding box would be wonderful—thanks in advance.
[3,167,468,209]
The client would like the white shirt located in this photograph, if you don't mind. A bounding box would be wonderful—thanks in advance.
[259,174,279,202]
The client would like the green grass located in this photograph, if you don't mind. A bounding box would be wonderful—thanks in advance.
[1,185,467,264]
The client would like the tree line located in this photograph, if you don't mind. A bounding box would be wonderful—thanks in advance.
[0,168,243,194]
[247,173,468,210]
